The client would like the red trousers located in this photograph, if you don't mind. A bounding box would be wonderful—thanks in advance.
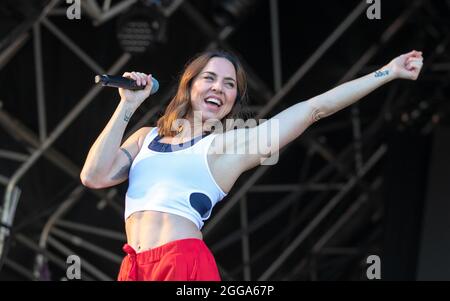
[117,238,221,281]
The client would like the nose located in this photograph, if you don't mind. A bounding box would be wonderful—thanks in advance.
[211,81,223,94]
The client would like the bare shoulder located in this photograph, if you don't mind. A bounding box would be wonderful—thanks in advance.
[210,128,260,169]
[119,127,154,158]
[136,126,153,136]
[135,126,153,149]
[210,128,249,150]
[212,126,274,173]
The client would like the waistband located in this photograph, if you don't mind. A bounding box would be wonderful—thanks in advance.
[122,238,208,264]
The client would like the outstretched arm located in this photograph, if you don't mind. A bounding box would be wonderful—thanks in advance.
[307,50,423,122]
[235,50,424,170]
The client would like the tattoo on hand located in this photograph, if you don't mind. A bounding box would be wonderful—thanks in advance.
[374,70,389,78]
[124,110,133,122]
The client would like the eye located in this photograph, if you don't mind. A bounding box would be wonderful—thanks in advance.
[226,82,235,88]
[204,76,214,81]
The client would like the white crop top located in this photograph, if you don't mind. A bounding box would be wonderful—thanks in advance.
[124,127,227,229]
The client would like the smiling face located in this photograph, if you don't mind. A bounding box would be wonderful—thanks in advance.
[188,57,238,122]
[156,51,248,138]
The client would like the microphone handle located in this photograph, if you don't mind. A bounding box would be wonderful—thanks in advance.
[95,74,159,94]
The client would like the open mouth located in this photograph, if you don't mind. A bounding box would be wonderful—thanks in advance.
[204,97,222,109]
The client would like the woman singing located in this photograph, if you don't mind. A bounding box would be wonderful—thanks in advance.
[80,50,423,281]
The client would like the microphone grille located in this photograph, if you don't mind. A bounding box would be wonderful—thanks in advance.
[151,78,159,95]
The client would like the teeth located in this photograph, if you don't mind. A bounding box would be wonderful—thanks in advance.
[205,98,221,106]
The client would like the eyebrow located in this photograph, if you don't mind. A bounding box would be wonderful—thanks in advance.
[202,71,236,83]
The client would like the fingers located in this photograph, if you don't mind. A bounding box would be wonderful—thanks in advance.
[144,74,153,91]
[405,50,423,60]
[132,72,145,86]
[406,56,422,63]
[122,72,152,87]
[408,61,423,71]
[406,57,423,71]
[405,59,423,80]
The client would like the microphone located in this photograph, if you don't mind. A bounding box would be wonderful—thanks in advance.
[94,74,159,94]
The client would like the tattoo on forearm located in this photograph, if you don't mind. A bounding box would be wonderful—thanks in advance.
[311,107,324,123]
[124,110,133,122]
[374,70,389,78]
[110,148,133,180]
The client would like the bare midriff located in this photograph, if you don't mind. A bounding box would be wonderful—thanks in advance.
[125,210,202,253]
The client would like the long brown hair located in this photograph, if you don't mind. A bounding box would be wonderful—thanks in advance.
[156,50,249,137]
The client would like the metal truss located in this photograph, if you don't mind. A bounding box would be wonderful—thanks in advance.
[204,0,448,281]
[1,0,448,280]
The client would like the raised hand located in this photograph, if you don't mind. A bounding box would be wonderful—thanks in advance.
[119,72,154,107]
[387,50,424,80]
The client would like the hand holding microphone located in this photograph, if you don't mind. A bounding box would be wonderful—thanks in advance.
[95,72,159,106]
